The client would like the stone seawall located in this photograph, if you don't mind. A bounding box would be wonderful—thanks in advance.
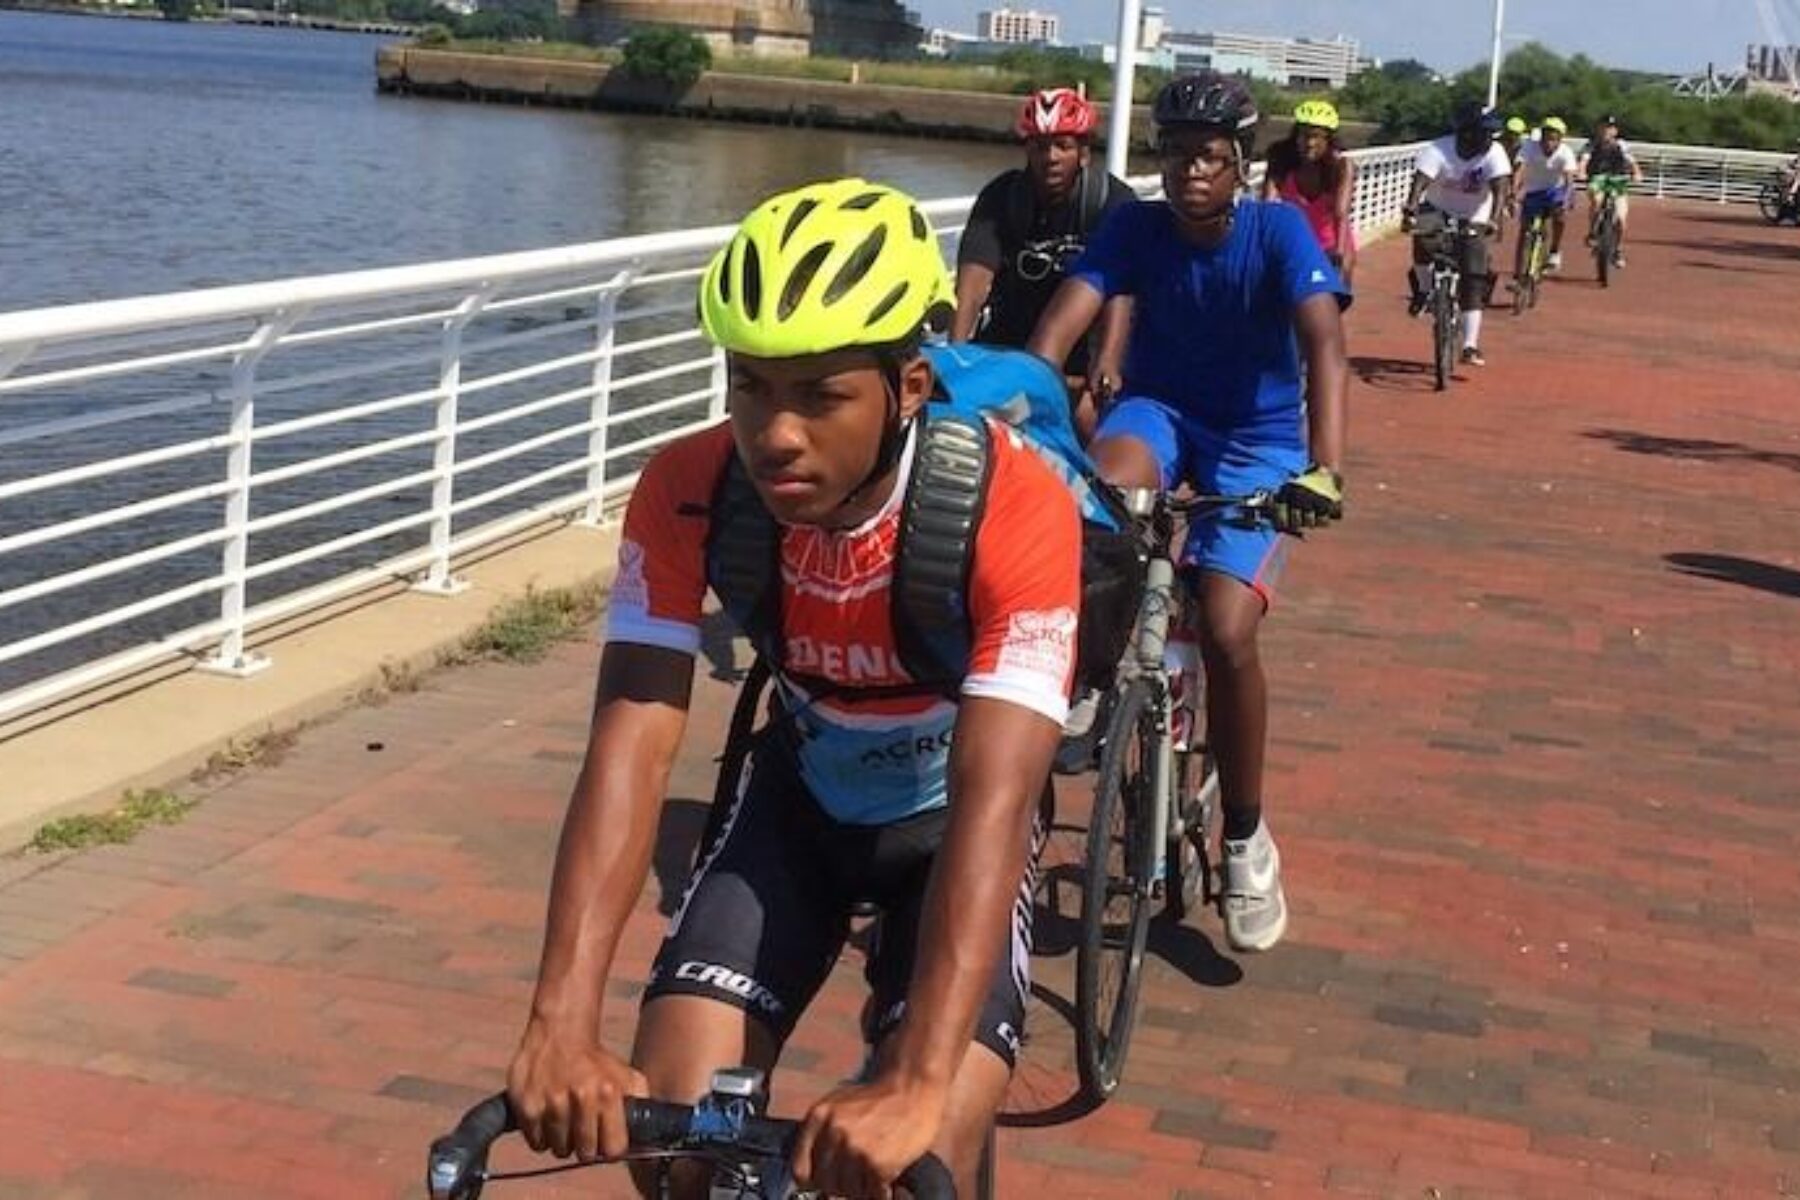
[375,47,1379,150]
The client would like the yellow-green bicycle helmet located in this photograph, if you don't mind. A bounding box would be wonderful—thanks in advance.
[1505,116,1529,136]
[1541,116,1568,135]
[1292,99,1340,131]
[700,178,952,359]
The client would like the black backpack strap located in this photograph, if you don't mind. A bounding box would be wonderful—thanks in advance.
[1074,165,1109,237]
[704,455,784,669]
[891,410,993,696]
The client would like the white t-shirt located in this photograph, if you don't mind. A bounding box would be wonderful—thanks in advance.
[1414,135,1513,222]
[1518,139,1579,194]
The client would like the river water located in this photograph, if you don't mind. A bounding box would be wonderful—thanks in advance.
[0,11,1017,694]
[0,11,1015,311]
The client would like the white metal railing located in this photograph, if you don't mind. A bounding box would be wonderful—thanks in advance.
[1621,140,1792,205]
[0,142,1427,723]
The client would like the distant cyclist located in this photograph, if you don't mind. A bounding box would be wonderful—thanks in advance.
[1261,99,1360,287]
[1577,114,1644,268]
[954,87,1136,437]
[1500,118,1528,170]
[1402,100,1511,367]
[1511,116,1578,277]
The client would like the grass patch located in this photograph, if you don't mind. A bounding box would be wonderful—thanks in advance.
[27,789,199,854]
[440,38,619,63]
[191,727,299,782]
[446,581,606,666]
[428,42,1039,96]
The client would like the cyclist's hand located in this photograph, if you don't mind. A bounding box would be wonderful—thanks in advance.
[1401,207,1418,233]
[506,1016,646,1162]
[794,1073,949,1199]
[1273,464,1344,534]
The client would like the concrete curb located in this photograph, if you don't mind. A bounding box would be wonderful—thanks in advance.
[0,518,620,849]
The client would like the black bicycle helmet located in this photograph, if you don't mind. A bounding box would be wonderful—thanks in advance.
[1152,71,1260,159]
[1451,98,1502,135]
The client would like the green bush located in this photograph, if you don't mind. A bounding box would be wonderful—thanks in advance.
[621,25,713,92]
[415,22,452,47]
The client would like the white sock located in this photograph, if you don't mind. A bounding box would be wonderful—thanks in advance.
[1462,308,1483,350]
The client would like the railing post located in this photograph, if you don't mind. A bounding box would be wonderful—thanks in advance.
[708,342,728,424]
[199,307,303,678]
[1720,156,1729,204]
[578,266,638,527]
[412,283,498,596]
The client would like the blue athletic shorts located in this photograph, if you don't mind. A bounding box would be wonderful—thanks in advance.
[1095,396,1304,603]
[1521,188,1570,221]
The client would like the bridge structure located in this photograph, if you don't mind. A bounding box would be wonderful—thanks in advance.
[1,144,1799,1196]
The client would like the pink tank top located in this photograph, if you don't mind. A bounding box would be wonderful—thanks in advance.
[1276,171,1353,255]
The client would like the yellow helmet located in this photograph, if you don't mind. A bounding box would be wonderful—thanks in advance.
[1292,99,1340,131]
[1505,116,1529,136]
[699,178,952,359]
[1542,116,1568,135]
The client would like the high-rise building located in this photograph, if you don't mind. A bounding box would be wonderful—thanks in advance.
[1139,5,1164,50]
[978,7,1060,45]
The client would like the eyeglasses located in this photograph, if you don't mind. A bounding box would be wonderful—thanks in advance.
[1158,147,1237,176]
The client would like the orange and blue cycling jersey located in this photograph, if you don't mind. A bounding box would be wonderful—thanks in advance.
[607,420,1081,825]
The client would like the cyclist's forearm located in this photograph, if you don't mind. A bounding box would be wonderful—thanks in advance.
[886,699,1057,1088]
[951,264,995,342]
[530,660,690,1033]
[1296,294,1348,470]
[1095,296,1133,378]
[1026,279,1105,372]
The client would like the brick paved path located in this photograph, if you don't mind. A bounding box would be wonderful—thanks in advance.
[3,201,1799,1199]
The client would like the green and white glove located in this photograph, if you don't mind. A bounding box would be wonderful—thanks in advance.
[1273,464,1344,534]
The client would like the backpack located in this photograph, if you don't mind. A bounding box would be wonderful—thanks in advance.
[704,343,1144,703]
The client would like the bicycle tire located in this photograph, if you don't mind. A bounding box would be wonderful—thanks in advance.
[1075,676,1158,1101]
[1759,182,1786,225]
[1432,282,1455,391]
[1595,210,1614,288]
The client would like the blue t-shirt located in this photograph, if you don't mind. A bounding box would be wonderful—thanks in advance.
[1072,199,1350,449]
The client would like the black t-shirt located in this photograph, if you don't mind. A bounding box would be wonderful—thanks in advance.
[958,168,1136,375]
[1585,140,1631,178]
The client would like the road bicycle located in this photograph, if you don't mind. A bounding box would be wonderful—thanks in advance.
[1074,486,1272,1100]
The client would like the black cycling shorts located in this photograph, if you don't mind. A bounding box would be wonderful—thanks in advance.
[646,738,1042,1070]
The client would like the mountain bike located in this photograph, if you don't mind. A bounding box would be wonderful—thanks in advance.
[427,1071,955,1198]
[1412,211,1487,392]
[1074,487,1272,1101]
[1512,207,1552,315]
[1589,175,1629,288]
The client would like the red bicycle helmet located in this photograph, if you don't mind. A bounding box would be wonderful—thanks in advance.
[1016,87,1097,139]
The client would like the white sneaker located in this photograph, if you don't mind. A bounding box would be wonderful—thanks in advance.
[1222,820,1288,952]
[1546,252,1563,272]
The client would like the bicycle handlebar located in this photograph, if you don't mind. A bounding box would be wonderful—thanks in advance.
[1113,486,1273,521]
[427,1092,956,1200]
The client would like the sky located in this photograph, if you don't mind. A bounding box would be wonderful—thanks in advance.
[907,0,1780,76]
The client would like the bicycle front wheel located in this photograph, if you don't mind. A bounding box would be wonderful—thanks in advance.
[1595,215,1615,287]
[1432,284,1456,391]
[1759,182,1786,224]
[1075,677,1159,1101]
